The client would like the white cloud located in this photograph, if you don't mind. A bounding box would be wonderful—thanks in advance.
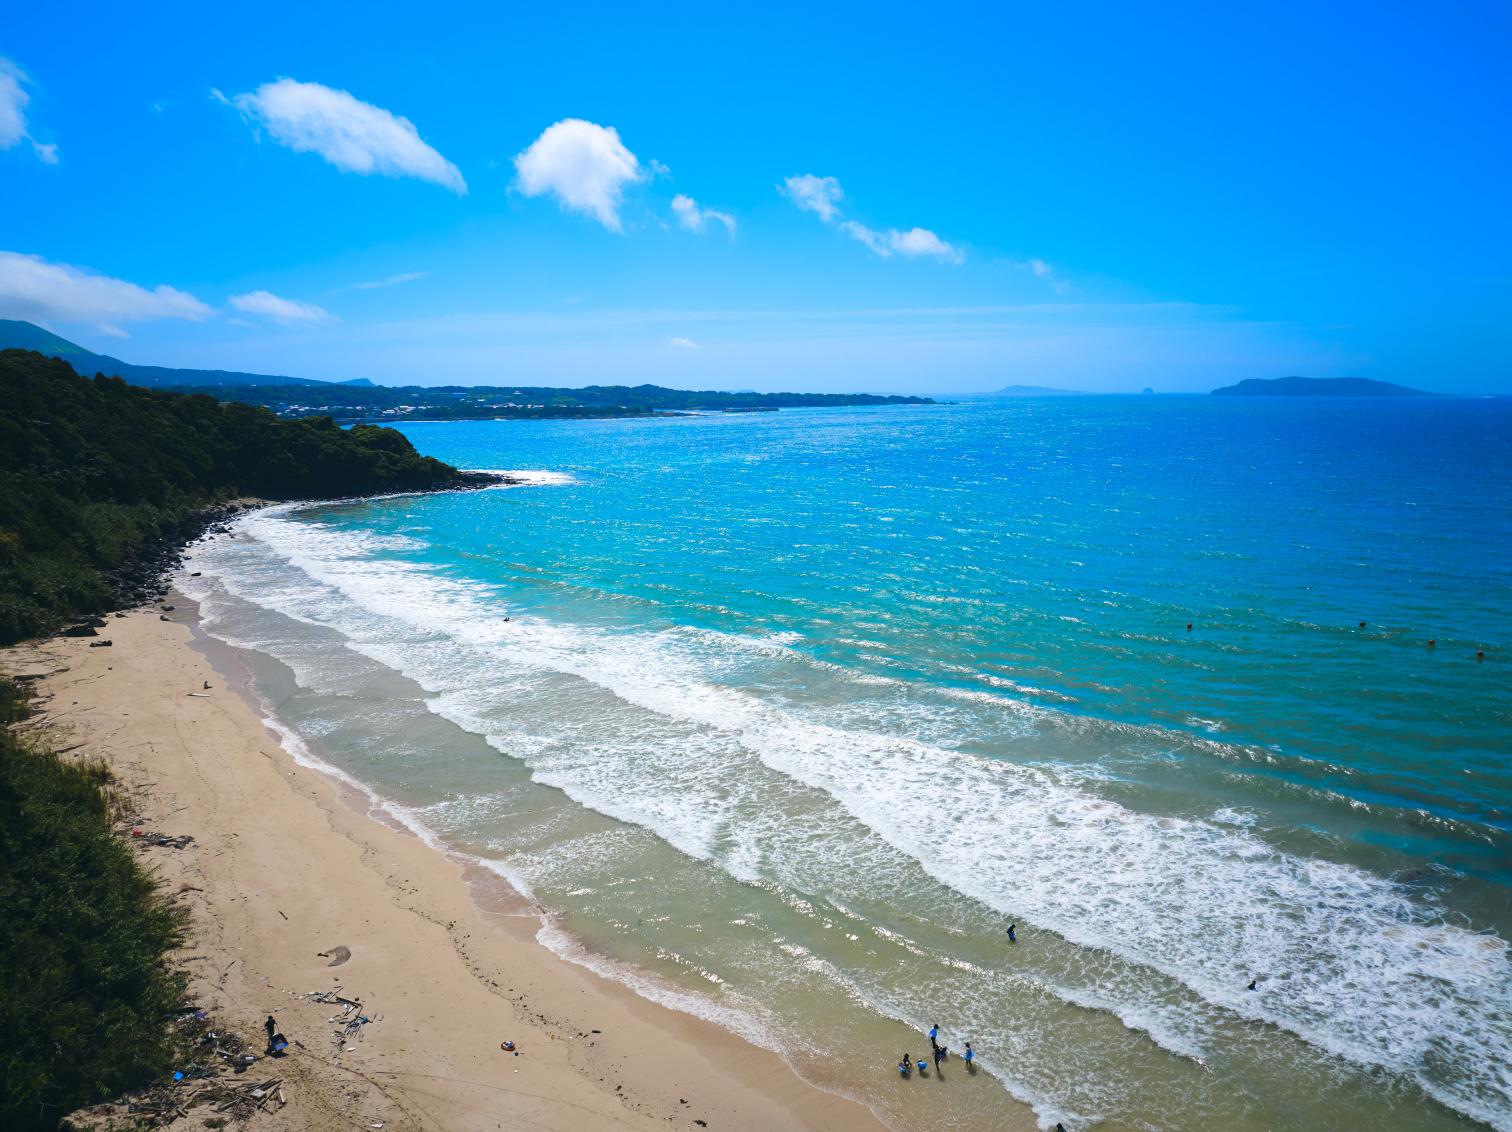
[1018,257,1071,293]
[668,336,700,349]
[840,221,963,264]
[229,289,334,325]
[0,251,211,334]
[838,220,890,257]
[781,174,843,222]
[514,119,643,232]
[0,62,26,149]
[351,270,428,291]
[0,58,59,163]
[228,78,465,193]
[889,226,964,264]
[671,194,736,238]
[785,173,962,264]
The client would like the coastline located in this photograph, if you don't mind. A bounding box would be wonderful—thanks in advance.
[1,602,887,1132]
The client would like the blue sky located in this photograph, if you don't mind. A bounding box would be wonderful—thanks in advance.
[1,1,1508,393]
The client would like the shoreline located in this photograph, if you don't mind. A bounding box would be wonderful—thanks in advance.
[2,602,888,1132]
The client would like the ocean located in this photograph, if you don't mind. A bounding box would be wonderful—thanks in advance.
[178,395,1512,1131]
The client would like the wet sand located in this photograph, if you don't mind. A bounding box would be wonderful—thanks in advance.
[3,605,886,1132]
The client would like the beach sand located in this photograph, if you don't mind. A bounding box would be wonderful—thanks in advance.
[2,603,886,1132]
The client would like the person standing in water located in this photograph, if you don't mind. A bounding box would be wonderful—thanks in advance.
[964,1041,975,1070]
[898,1054,911,1078]
[917,1057,930,1077]
[928,1023,940,1046]
[1007,924,1017,943]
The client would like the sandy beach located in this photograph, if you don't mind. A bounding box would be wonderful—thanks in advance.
[2,603,887,1132]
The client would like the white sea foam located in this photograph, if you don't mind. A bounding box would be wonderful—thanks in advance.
[472,468,579,486]
[180,509,1512,1131]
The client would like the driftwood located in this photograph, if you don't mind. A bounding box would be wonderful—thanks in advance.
[133,831,194,849]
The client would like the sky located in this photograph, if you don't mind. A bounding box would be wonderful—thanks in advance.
[1,1,1509,394]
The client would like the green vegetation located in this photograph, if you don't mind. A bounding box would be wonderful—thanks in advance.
[160,381,934,422]
[0,679,187,1130]
[0,348,469,644]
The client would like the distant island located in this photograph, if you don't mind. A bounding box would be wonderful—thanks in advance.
[1212,376,1437,397]
[0,320,933,419]
[992,384,1087,397]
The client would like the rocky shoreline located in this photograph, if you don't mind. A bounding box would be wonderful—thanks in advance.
[76,470,518,633]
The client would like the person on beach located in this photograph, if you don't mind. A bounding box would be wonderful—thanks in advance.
[917,1058,930,1077]
[899,1054,911,1078]
[933,1043,945,1073]
[928,1023,940,1045]
[1007,923,1017,943]
[964,1042,975,1070]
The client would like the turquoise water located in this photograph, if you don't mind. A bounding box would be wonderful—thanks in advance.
[181,397,1511,1130]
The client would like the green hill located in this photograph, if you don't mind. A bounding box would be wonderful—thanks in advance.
[0,319,362,388]
[0,349,471,643]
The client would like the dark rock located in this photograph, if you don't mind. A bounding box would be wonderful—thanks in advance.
[159,615,171,621]
[61,624,98,637]
[88,640,113,648]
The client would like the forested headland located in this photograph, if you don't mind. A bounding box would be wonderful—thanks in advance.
[0,349,480,644]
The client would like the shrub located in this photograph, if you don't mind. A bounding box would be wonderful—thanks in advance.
[0,685,187,1129]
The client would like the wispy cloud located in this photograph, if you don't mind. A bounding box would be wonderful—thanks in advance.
[0,251,210,334]
[668,336,700,349]
[0,58,59,163]
[1016,257,1071,293]
[780,174,843,222]
[222,78,465,193]
[671,194,736,238]
[784,174,962,264]
[514,119,643,232]
[325,269,426,293]
[229,289,334,325]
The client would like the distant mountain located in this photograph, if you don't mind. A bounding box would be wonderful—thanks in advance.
[1212,376,1437,398]
[993,384,1088,396]
[0,320,371,388]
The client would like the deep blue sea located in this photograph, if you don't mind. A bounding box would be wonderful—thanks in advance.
[182,396,1512,1131]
